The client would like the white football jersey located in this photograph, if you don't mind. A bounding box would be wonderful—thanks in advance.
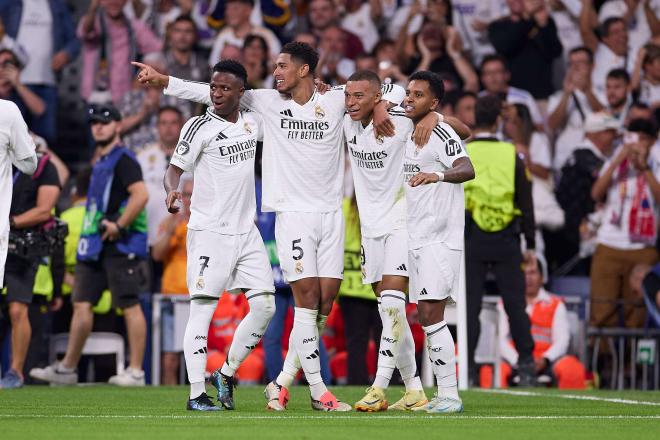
[0,99,36,286]
[343,108,412,238]
[403,122,468,251]
[170,108,262,235]
[165,77,405,213]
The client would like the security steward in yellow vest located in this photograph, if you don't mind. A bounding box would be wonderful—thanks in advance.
[337,196,382,385]
[464,96,536,386]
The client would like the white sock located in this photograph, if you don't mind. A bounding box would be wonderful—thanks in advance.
[374,290,407,389]
[184,298,217,398]
[277,329,299,388]
[221,292,275,377]
[423,321,459,400]
[292,307,327,399]
[395,297,422,391]
[276,312,328,388]
[190,381,206,399]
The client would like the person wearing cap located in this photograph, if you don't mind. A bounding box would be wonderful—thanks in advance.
[30,103,150,386]
[551,111,620,274]
[0,48,45,119]
[589,118,660,329]
[463,95,537,387]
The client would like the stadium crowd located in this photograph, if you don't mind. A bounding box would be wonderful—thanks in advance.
[1,0,660,393]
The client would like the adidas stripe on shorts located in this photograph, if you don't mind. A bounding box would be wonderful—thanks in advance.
[408,242,461,304]
[360,229,409,284]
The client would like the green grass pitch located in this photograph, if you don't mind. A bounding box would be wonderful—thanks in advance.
[1,386,659,439]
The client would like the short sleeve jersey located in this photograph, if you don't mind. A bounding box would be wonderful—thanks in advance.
[165,78,405,213]
[403,122,468,250]
[343,107,412,237]
[170,108,261,235]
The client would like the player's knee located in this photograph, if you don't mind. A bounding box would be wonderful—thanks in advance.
[8,302,28,322]
[72,301,94,315]
[247,292,276,321]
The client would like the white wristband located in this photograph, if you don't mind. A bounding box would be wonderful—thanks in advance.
[434,171,445,182]
[434,112,444,123]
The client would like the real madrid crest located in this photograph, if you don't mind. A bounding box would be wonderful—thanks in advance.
[196,278,205,290]
[244,122,252,134]
[376,135,384,145]
[176,141,190,155]
[314,104,325,119]
[295,261,304,274]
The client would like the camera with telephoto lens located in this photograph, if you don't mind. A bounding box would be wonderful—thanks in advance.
[7,218,68,260]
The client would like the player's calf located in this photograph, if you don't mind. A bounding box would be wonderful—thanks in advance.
[214,292,274,409]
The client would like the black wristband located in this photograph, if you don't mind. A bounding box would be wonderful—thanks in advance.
[116,222,128,238]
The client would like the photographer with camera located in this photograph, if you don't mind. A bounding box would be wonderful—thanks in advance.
[1,145,60,389]
[30,103,150,387]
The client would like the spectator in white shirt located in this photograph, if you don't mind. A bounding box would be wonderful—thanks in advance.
[478,54,545,128]
[341,0,381,53]
[452,0,507,66]
[632,43,660,110]
[548,0,584,55]
[548,46,604,170]
[604,68,632,125]
[136,106,184,249]
[208,0,281,66]
[597,0,660,55]
[316,25,355,86]
[590,118,660,329]
[580,6,632,103]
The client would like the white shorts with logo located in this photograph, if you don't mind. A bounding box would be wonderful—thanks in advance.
[275,209,344,282]
[361,229,409,284]
[408,242,462,304]
[186,225,275,299]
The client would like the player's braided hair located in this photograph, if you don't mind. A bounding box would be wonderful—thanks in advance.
[408,70,445,102]
[281,42,319,73]
[212,59,248,86]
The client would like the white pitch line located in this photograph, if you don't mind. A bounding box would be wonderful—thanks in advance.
[478,389,660,406]
[0,414,658,420]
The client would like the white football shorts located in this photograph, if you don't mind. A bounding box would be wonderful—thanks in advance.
[275,209,344,282]
[186,225,275,299]
[408,242,461,304]
[361,229,409,284]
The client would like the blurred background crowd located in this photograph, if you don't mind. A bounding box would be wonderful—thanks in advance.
[1,0,660,390]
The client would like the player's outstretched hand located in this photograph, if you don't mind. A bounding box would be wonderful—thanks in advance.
[132,61,168,88]
[166,190,182,214]
[373,102,395,137]
[408,172,439,187]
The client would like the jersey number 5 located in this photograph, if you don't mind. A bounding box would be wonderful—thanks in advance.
[292,239,304,261]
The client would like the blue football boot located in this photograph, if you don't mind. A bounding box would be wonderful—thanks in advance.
[187,392,221,411]
[211,370,236,410]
